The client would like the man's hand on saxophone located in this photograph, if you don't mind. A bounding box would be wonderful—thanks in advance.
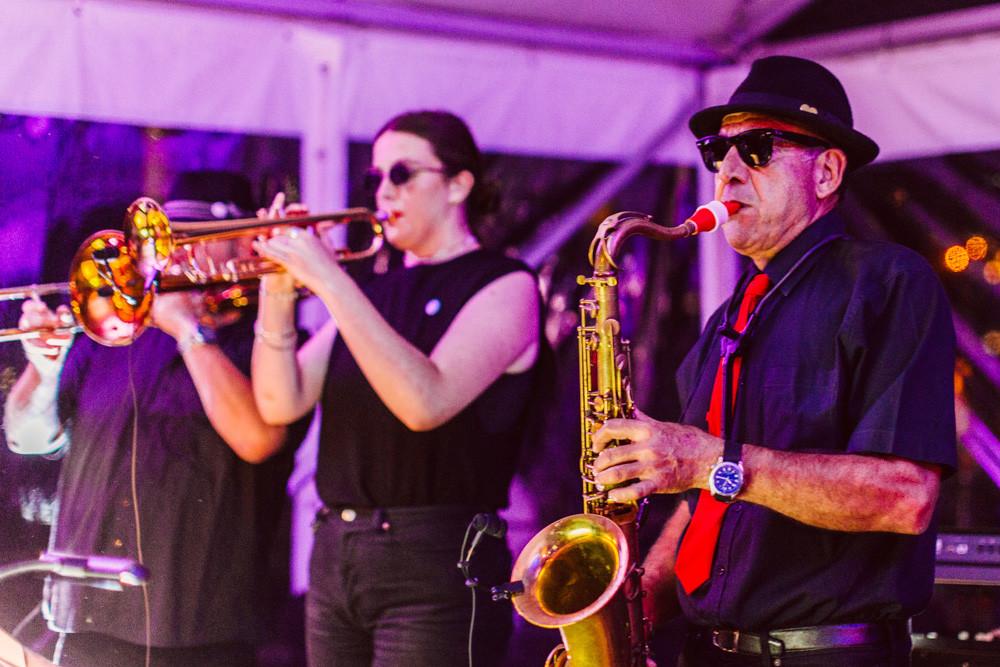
[591,408,723,502]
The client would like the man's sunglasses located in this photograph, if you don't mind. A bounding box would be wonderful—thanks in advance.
[696,128,829,173]
[363,161,448,192]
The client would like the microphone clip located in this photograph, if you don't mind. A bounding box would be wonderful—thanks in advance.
[490,581,524,601]
[457,513,508,592]
[716,324,739,340]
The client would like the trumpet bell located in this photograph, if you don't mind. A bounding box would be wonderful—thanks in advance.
[70,230,153,346]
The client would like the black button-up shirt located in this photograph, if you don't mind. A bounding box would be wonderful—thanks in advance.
[51,320,294,646]
[676,211,957,629]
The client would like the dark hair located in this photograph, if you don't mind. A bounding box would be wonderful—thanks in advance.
[375,110,500,232]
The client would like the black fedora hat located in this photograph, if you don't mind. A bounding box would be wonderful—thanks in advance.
[689,55,879,169]
[162,170,256,222]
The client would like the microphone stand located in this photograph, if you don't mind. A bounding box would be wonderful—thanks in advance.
[0,553,149,589]
[0,553,146,667]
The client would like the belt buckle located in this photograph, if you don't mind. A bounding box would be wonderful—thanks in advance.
[712,630,740,653]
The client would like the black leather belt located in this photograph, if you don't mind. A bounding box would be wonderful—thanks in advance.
[710,622,904,656]
[312,504,489,532]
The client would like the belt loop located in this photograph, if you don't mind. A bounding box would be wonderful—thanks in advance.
[760,632,772,667]
[765,634,784,664]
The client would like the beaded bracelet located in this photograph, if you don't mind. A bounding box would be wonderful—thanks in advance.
[253,321,297,350]
[259,288,298,301]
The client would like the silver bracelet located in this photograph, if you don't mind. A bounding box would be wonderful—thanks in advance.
[255,335,296,351]
[253,321,297,350]
[259,288,298,301]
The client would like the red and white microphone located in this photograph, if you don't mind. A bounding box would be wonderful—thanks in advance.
[684,201,740,234]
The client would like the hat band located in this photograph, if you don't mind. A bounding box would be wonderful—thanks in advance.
[162,199,246,222]
[727,91,850,130]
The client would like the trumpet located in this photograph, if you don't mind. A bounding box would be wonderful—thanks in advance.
[3,197,385,347]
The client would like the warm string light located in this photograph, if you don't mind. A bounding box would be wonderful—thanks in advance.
[944,245,970,273]
[944,236,990,275]
[942,236,1000,357]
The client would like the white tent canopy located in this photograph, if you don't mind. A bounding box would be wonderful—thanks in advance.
[7,1,1000,193]
[4,0,1000,309]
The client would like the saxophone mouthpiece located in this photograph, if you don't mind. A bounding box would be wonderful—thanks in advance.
[686,201,740,233]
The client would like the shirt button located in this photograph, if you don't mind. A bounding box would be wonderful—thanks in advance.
[341,508,357,522]
[717,568,726,576]
[733,503,743,511]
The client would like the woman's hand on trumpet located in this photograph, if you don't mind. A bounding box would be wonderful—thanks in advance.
[252,192,346,299]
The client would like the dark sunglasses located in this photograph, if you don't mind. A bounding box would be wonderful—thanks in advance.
[363,161,448,192]
[696,128,829,173]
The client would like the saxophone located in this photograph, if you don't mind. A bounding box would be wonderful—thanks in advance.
[504,202,733,667]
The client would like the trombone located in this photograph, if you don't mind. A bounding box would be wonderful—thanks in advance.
[2,197,385,347]
[0,283,82,343]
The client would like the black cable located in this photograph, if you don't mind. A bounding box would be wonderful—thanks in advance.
[457,513,508,667]
[467,583,476,667]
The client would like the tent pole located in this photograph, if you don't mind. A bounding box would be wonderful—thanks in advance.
[520,96,704,269]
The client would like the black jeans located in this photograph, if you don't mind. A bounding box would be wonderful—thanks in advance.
[306,505,512,667]
[678,625,912,667]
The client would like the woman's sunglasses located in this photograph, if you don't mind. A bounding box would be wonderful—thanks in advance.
[696,128,829,173]
[363,161,447,192]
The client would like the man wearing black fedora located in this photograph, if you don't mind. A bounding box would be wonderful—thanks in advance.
[590,56,956,665]
[5,170,303,665]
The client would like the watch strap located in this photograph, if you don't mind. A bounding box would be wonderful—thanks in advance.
[722,437,742,463]
[177,324,217,355]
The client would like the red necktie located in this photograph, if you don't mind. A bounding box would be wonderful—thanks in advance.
[674,273,771,595]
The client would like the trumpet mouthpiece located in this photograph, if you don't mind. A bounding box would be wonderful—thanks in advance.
[686,201,740,233]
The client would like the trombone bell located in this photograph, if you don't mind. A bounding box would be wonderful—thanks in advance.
[70,231,153,346]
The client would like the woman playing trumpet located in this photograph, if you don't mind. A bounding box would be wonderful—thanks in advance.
[251,110,548,666]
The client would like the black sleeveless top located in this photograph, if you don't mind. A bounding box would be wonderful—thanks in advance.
[316,249,540,509]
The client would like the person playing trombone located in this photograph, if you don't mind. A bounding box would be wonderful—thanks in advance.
[3,171,301,666]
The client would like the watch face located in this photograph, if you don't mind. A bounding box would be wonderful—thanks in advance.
[710,461,743,501]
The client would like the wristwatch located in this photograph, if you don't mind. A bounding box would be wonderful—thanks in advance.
[708,438,744,503]
[177,324,218,355]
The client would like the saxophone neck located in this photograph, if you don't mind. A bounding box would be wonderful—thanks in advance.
[589,211,651,272]
[589,203,731,272]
